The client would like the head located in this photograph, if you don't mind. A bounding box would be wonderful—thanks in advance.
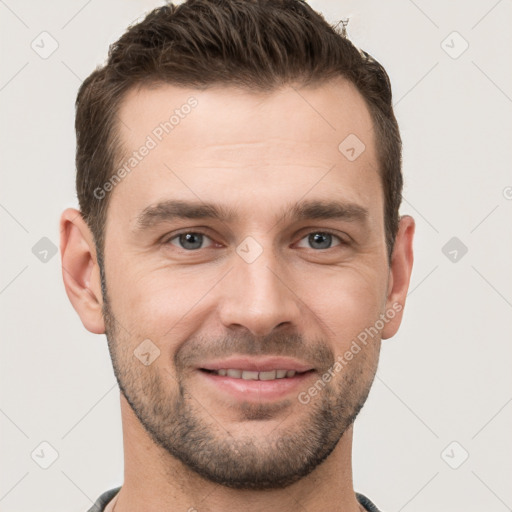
[61,0,414,491]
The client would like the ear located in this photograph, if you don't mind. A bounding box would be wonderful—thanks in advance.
[381,215,415,340]
[59,208,105,334]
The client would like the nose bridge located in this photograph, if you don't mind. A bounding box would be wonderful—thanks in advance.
[218,239,300,336]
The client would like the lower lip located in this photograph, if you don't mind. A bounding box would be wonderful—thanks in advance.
[197,370,315,401]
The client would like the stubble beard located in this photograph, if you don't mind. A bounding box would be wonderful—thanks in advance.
[101,279,379,490]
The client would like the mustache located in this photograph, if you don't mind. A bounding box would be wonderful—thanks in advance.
[174,331,335,373]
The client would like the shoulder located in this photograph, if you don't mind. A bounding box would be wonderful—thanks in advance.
[86,486,122,512]
[356,492,383,512]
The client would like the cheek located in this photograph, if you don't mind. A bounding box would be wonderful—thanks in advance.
[299,266,385,348]
[114,266,217,342]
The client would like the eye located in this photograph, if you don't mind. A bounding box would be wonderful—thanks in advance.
[167,232,215,251]
[296,231,345,250]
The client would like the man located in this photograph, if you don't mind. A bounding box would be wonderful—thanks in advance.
[60,0,414,511]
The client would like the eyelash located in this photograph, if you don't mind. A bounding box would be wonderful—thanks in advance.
[163,229,348,251]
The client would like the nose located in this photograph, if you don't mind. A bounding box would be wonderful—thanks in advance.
[217,245,302,338]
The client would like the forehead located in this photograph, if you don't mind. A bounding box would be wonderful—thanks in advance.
[117,78,376,156]
[109,79,381,228]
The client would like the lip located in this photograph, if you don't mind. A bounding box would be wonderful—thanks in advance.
[196,356,316,402]
[198,369,315,402]
[198,356,314,373]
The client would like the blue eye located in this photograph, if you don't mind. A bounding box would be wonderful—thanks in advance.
[296,232,343,250]
[165,230,345,252]
[168,232,214,250]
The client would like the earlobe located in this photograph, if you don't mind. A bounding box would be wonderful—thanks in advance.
[381,215,415,340]
[59,208,105,334]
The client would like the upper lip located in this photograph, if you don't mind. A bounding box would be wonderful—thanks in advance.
[199,356,314,373]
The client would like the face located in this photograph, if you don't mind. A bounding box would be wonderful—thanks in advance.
[97,79,403,489]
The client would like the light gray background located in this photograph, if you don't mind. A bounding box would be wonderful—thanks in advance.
[1,1,511,511]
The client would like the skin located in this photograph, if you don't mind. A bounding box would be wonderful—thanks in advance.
[60,77,414,512]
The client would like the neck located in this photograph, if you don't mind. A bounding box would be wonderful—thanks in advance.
[113,394,363,512]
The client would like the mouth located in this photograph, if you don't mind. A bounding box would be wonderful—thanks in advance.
[200,368,312,380]
[196,357,316,402]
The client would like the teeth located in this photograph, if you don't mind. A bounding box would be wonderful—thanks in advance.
[241,370,259,380]
[211,369,303,380]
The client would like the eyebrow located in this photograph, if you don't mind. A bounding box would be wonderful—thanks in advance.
[133,198,369,232]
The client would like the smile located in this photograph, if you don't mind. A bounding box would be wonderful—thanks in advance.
[201,369,310,380]
[196,356,317,401]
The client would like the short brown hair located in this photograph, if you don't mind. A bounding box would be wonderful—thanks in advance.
[75,0,402,265]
